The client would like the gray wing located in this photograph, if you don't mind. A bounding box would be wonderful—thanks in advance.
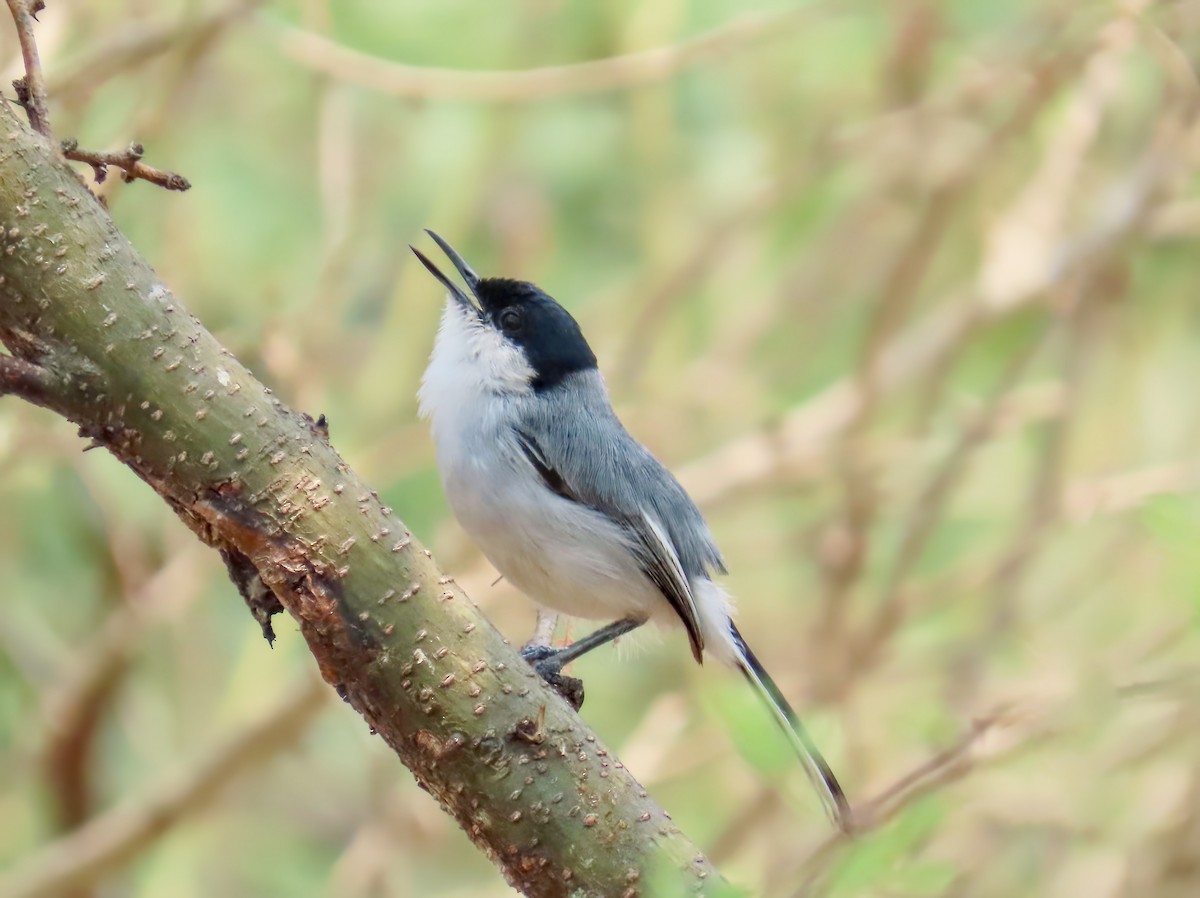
[513,375,726,662]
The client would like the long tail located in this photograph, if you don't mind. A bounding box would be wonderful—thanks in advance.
[730,624,853,830]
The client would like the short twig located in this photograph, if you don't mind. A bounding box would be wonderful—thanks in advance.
[5,0,51,136]
[60,139,191,192]
[526,609,559,649]
[0,353,58,408]
[4,1,191,192]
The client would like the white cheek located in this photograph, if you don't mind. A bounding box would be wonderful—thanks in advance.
[418,300,533,427]
[468,324,534,393]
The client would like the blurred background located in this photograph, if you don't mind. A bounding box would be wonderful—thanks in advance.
[3,0,1200,895]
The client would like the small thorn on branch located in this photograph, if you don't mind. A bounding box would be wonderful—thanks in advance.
[61,139,192,192]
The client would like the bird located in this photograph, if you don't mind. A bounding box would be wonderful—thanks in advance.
[411,230,851,828]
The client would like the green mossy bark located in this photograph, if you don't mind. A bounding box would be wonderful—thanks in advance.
[0,104,727,898]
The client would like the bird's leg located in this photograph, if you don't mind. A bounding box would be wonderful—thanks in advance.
[520,617,645,710]
[528,617,645,674]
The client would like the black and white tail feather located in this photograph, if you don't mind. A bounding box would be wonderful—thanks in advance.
[730,624,851,828]
[412,231,852,830]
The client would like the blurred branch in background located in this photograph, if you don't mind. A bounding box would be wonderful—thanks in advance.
[39,544,210,834]
[271,5,822,102]
[678,44,1187,517]
[850,332,1047,681]
[0,677,328,898]
[45,0,263,104]
[788,700,1058,896]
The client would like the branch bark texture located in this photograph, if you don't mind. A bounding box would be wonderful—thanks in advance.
[0,104,724,897]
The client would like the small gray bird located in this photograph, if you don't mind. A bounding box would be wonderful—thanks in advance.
[412,231,850,827]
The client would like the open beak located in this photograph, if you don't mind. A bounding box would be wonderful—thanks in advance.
[410,230,482,317]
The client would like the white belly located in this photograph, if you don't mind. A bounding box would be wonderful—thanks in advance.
[443,453,669,625]
[417,311,726,647]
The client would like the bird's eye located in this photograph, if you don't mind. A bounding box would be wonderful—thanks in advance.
[498,307,523,334]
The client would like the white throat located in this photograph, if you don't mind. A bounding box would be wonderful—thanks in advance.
[418,299,534,435]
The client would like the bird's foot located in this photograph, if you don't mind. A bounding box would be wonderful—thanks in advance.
[519,642,557,664]
[519,644,585,711]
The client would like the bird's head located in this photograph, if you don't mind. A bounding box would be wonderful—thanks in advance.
[412,231,597,392]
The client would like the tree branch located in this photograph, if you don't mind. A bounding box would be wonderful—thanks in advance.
[4,4,192,194]
[5,0,50,136]
[0,352,58,409]
[0,91,726,898]
[271,6,815,103]
[60,140,191,192]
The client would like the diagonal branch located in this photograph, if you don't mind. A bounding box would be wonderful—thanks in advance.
[0,90,727,898]
[788,700,1063,896]
[46,0,264,102]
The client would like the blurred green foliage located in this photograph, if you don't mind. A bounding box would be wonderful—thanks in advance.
[4,0,1200,895]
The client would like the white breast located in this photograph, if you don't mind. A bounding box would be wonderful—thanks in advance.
[418,300,669,624]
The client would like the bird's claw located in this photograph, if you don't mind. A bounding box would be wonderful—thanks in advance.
[520,643,558,665]
[519,645,585,711]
